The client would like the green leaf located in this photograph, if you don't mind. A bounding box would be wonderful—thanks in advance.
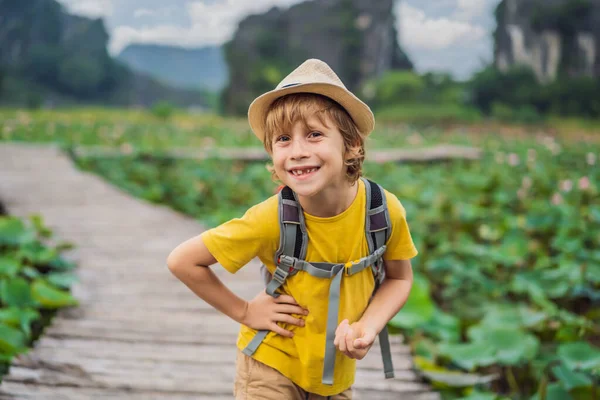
[551,365,592,390]
[0,307,40,338]
[389,274,435,329]
[17,241,58,265]
[590,206,600,223]
[519,306,548,327]
[421,370,498,388]
[414,356,499,389]
[0,278,34,307]
[531,383,573,400]
[422,308,461,342]
[586,263,600,284]
[479,303,546,329]
[0,256,21,277]
[0,217,34,246]
[491,329,540,364]
[31,280,78,308]
[0,322,27,356]
[46,272,78,289]
[496,232,530,266]
[466,326,540,365]
[437,342,496,370]
[47,257,76,271]
[457,391,498,400]
[557,342,600,371]
[413,337,437,360]
[21,266,40,279]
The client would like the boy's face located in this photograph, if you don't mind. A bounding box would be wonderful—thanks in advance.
[271,113,347,198]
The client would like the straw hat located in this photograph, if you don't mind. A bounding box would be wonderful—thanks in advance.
[247,58,375,142]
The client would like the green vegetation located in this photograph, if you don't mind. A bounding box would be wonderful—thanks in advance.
[150,101,176,121]
[0,212,78,382]
[2,109,598,398]
[469,66,600,121]
[360,67,600,126]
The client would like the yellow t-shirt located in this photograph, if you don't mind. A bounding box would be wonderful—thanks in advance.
[201,179,418,396]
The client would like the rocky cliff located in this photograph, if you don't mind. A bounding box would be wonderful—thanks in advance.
[221,0,412,115]
[0,0,206,107]
[494,0,600,82]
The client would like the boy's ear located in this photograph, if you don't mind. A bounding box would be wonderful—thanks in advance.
[345,145,363,161]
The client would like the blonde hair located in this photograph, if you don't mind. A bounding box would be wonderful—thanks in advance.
[263,93,366,183]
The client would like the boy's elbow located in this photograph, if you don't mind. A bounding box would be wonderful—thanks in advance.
[166,235,216,277]
[166,250,185,275]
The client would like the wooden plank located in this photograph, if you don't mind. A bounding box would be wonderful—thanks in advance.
[0,382,231,400]
[0,382,440,400]
[30,337,414,371]
[354,390,440,400]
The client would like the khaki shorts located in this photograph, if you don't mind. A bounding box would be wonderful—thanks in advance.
[234,350,352,400]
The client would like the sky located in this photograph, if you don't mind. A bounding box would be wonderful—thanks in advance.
[56,0,502,80]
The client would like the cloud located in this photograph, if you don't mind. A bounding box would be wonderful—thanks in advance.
[397,2,486,51]
[110,0,303,55]
[133,7,176,19]
[57,0,114,18]
[454,0,489,21]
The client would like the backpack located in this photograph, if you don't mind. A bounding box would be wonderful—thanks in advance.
[242,177,395,386]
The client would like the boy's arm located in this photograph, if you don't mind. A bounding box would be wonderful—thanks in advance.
[334,259,413,359]
[167,234,248,323]
[167,235,308,337]
[359,258,413,333]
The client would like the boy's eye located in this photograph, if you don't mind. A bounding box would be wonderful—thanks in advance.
[309,131,322,138]
[276,135,290,142]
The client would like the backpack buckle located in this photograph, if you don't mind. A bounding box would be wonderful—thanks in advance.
[277,255,296,275]
[344,260,357,276]
[272,266,289,285]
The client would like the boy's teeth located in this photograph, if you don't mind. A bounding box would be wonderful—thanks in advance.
[293,168,316,176]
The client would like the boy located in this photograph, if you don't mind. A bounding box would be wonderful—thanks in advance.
[167,59,418,399]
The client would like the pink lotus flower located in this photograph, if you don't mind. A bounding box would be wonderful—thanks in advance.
[579,176,591,190]
[560,180,573,192]
[551,193,563,205]
[508,153,520,166]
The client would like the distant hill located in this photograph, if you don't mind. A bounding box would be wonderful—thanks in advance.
[118,44,228,91]
[0,0,207,108]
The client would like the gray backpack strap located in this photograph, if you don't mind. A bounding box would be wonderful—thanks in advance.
[242,186,307,357]
[362,178,394,379]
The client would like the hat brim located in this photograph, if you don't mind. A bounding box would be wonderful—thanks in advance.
[248,82,375,143]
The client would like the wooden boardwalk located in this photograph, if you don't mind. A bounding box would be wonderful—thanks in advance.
[0,143,439,399]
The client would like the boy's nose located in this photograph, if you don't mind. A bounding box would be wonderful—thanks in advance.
[290,139,310,159]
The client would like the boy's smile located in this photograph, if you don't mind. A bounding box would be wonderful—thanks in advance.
[288,165,320,179]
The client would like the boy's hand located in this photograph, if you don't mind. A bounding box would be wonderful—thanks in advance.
[333,319,376,360]
[241,290,308,338]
